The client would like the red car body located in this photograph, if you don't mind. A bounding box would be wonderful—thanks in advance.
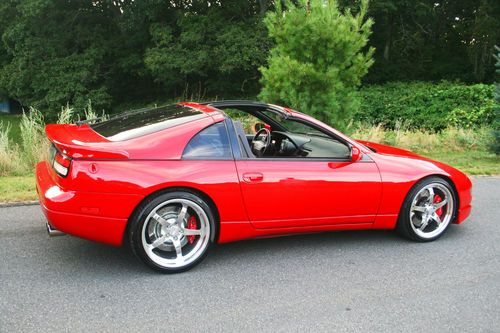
[36,101,472,247]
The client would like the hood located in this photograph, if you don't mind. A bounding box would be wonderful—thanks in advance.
[356,140,424,159]
[357,140,470,182]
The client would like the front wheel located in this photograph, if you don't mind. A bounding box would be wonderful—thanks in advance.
[397,177,456,242]
[129,191,215,273]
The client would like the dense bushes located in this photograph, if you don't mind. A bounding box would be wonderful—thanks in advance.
[355,81,495,131]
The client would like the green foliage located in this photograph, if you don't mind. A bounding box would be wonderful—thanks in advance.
[145,4,269,97]
[0,0,498,119]
[259,0,374,130]
[0,102,108,176]
[19,107,47,171]
[0,121,17,175]
[356,81,495,131]
[339,0,500,83]
[56,104,76,125]
[0,0,116,119]
[0,114,21,142]
[0,1,272,116]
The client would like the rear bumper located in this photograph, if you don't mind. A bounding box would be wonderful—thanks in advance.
[36,161,137,246]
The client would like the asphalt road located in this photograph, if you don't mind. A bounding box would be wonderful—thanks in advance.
[1,178,499,333]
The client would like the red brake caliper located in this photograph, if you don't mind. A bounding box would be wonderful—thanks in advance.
[433,195,443,217]
[186,216,197,244]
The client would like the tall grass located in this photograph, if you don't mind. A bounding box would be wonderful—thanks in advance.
[0,102,107,176]
[82,100,109,123]
[350,124,494,153]
[20,107,48,172]
[0,121,23,175]
[57,103,76,124]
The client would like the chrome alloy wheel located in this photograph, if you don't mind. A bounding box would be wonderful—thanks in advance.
[141,198,210,269]
[409,183,454,239]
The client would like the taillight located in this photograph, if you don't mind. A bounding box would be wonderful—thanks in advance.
[50,144,72,177]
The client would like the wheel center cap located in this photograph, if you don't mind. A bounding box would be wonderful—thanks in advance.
[167,225,181,238]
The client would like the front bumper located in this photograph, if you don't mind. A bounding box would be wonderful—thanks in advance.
[454,174,473,225]
[36,161,136,246]
[455,204,472,224]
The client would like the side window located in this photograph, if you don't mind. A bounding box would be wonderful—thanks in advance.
[222,108,266,134]
[183,122,232,159]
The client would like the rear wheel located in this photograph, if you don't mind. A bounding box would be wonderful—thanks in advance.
[397,177,456,242]
[129,191,215,273]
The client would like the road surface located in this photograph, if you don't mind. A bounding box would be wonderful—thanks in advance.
[1,177,499,332]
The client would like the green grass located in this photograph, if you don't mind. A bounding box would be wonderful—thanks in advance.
[0,176,37,202]
[421,150,500,175]
[0,114,22,142]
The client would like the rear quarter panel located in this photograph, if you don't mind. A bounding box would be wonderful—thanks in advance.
[68,159,248,225]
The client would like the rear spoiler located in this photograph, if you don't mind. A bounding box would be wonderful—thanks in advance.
[45,124,129,159]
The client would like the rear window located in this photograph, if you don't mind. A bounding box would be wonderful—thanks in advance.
[91,104,207,141]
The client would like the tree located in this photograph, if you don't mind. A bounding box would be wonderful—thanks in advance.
[144,1,270,98]
[339,0,500,83]
[0,0,125,118]
[259,0,374,129]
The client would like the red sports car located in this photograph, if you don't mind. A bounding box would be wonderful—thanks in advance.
[36,101,472,273]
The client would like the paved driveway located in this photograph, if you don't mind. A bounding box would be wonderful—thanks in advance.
[1,178,499,332]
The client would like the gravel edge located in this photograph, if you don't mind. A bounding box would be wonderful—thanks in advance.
[0,201,39,208]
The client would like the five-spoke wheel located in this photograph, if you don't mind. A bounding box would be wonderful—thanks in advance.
[397,177,456,242]
[129,191,215,273]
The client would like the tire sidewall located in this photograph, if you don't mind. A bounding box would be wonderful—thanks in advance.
[129,190,215,273]
[397,177,457,242]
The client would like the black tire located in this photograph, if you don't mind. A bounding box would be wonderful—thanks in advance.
[128,190,216,273]
[396,177,457,242]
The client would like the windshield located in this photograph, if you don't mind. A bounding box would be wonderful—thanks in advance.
[261,110,327,137]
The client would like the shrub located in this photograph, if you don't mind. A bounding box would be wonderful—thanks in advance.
[356,81,495,131]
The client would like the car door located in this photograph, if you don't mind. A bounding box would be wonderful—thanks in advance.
[235,158,382,229]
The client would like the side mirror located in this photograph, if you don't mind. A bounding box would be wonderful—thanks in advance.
[350,146,362,162]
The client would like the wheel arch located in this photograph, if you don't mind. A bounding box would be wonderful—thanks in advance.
[410,174,460,221]
[124,185,221,245]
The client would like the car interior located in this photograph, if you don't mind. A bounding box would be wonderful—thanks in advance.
[212,103,351,160]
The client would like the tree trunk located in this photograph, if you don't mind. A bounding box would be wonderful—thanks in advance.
[259,0,268,16]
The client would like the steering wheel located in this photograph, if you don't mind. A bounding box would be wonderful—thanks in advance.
[251,128,271,157]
